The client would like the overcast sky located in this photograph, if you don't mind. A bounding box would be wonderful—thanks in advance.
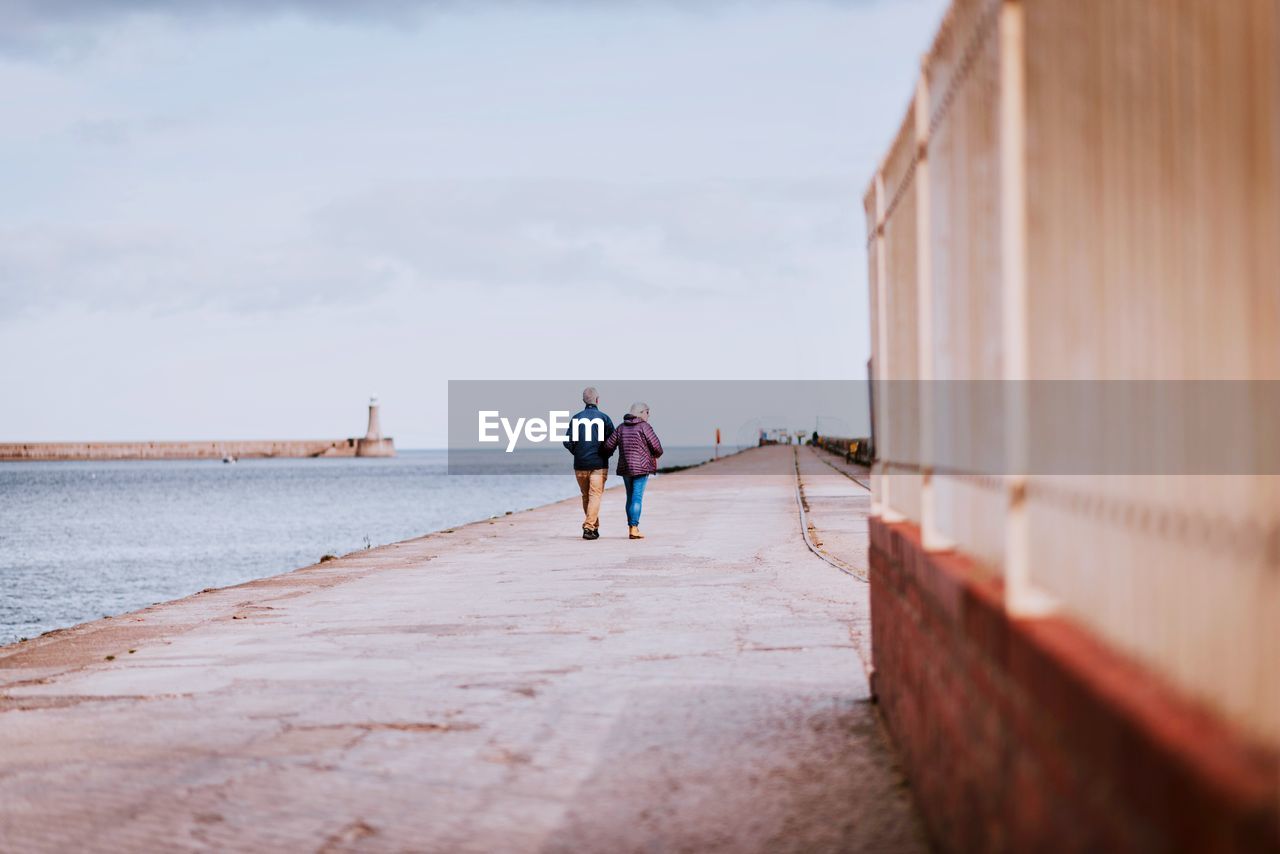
[0,0,945,446]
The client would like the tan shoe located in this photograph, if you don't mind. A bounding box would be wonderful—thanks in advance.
[628,526,645,539]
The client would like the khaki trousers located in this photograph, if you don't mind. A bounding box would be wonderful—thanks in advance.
[575,469,607,531]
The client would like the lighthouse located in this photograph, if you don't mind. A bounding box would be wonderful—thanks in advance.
[355,396,396,457]
[365,396,383,440]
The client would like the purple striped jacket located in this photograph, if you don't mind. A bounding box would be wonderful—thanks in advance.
[603,414,663,476]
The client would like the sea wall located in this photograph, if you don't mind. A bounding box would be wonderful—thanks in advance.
[355,437,395,458]
[0,438,395,461]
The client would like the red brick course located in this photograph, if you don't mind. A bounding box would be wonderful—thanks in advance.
[870,518,1280,853]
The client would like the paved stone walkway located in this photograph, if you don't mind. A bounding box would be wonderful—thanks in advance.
[0,446,925,853]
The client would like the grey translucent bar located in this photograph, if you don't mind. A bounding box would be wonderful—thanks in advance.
[446,380,1280,475]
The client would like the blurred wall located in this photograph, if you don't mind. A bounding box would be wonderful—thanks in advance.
[865,0,1278,849]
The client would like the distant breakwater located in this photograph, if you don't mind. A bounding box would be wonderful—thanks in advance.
[0,438,395,461]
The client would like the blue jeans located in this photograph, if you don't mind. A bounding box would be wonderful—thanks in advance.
[623,475,649,527]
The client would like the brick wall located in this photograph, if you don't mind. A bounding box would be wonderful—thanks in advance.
[870,517,1279,853]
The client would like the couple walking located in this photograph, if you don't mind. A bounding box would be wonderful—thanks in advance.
[563,386,663,541]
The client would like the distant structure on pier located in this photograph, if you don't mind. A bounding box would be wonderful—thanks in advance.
[355,396,395,458]
[0,398,397,461]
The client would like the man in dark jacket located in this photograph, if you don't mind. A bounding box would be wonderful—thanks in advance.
[563,386,614,540]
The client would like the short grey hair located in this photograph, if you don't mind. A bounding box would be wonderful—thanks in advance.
[629,401,649,416]
[582,386,599,405]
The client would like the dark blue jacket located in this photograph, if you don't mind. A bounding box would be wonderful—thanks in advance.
[563,404,615,471]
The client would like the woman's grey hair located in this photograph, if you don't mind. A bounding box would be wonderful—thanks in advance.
[629,401,650,416]
[582,386,599,405]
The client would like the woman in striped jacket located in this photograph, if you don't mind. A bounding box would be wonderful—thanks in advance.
[603,402,663,539]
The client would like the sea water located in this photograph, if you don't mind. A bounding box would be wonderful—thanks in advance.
[0,447,718,644]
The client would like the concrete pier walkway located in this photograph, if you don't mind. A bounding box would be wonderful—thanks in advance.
[0,446,924,852]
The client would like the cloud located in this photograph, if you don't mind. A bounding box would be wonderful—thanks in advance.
[0,178,861,319]
[0,0,910,324]
[0,222,396,318]
[4,0,442,26]
[65,114,184,147]
[0,0,437,57]
[0,0,875,58]
[315,177,862,296]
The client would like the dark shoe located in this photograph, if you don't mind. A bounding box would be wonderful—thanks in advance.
[583,528,600,540]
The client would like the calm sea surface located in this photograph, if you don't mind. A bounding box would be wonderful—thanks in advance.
[0,447,717,645]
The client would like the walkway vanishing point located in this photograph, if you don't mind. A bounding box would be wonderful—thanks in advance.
[0,446,926,853]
